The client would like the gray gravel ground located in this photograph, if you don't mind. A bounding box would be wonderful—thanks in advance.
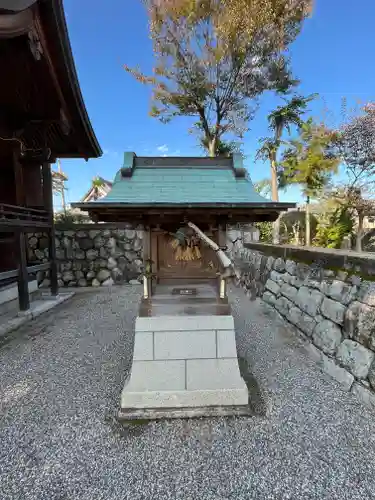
[1,285,375,500]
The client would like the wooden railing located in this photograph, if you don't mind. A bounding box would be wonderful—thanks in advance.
[0,262,50,284]
[0,204,50,228]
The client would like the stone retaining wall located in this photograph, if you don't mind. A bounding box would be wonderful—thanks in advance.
[27,224,144,287]
[28,223,260,288]
[228,241,375,410]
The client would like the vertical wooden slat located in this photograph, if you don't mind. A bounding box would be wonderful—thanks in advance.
[151,228,159,285]
[14,151,29,310]
[14,150,25,206]
[42,162,58,296]
[15,230,30,311]
[142,225,152,298]
[217,223,227,248]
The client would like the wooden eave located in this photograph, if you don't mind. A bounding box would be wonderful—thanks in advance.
[37,0,102,159]
[71,201,296,224]
[0,0,102,160]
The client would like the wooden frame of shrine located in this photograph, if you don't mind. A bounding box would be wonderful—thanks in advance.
[0,0,101,312]
[74,154,296,418]
[73,154,295,315]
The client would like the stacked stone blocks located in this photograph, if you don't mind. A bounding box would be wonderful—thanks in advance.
[27,225,144,288]
[230,243,375,410]
[121,316,248,410]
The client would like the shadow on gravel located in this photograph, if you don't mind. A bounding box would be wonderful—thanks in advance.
[104,411,150,438]
[103,356,267,438]
[238,356,267,416]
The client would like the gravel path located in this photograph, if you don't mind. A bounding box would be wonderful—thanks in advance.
[1,285,375,500]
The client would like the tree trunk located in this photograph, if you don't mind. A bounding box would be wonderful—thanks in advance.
[61,186,67,215]
[270,154,279,202]
[270,153,281,244]
[292,222,300,245]
[208,138,217,157]
[272,218,280,245]
[305,196,311,246]
[356,212,364,252]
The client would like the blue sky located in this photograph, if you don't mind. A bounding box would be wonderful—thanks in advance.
[55,0,375,209]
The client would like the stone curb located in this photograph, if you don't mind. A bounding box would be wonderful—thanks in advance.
[0,292,75,338]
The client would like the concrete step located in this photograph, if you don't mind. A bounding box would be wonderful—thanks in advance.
[120,314,249,419]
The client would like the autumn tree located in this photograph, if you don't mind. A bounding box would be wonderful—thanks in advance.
[328,185,375,252]
[279,119,340,246]
[125,0,312,156]
[153,1,313,51]
[339,103,375,185]
[199,136,243,157]
[336,103,375,251]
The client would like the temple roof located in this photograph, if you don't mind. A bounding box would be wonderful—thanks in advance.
[0,0,102,159]
[72,153,295,223]
[77,153,294,205]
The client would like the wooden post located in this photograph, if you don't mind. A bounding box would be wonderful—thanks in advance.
[42,162,58,296]
[143,225,152,299]
[15,231,30,311]
[219,277,227,299]
[14,150,30,311]
[218,223,227,300]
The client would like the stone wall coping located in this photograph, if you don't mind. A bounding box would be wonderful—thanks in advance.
[55,223,139,231]
[244,243,375,277]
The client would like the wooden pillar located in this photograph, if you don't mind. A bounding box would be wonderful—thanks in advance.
[217,223,227,248]
[143,225,152,299]
[14,150,25,205]
[42,162,58,296]
[218,223,228,300]
[15,231,30,311]
[14,151,29,311]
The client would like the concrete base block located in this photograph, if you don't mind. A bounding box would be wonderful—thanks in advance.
[121,388,248,410]
[120,314,249,418]
[118,404,252,421]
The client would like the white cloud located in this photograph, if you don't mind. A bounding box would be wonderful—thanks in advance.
[102,149,120,158]
[157,144,169,153]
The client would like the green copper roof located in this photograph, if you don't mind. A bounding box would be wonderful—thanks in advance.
[92,153,276,206]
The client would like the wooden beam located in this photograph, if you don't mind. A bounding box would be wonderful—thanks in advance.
[15,231,30,311]
[27,262,50,274]
[0,263,51,283]
[13,150,25,206]
[0,220,51,231]
[42,162,58,296]
[0,269,19,281]
[34,16,72,131]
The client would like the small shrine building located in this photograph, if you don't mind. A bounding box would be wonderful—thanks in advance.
[73,152,295,419]
[73,152,294,307]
